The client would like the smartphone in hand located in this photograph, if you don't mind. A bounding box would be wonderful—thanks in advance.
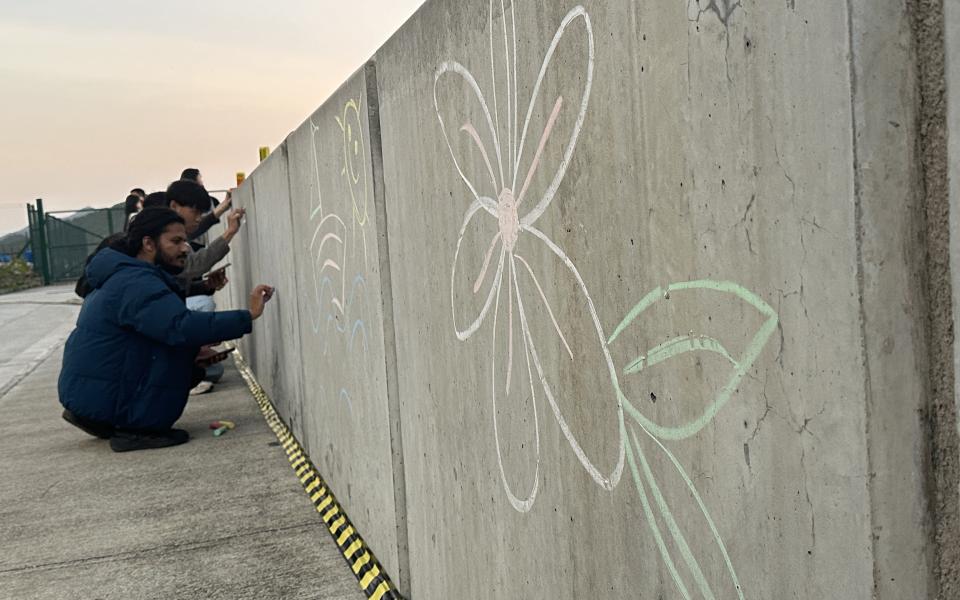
[196,346,236,367]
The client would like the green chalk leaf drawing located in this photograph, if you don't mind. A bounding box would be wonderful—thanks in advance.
[613,281,778,600]
[611,281,780,442]
[434,2,779,598]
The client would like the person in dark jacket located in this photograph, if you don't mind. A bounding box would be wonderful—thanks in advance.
[123,194,141,228]
[59,208,274,452]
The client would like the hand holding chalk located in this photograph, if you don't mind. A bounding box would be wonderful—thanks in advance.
[249,284,275,320]
[222,208,246,242]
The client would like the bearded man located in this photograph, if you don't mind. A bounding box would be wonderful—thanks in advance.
[58,208,273,452]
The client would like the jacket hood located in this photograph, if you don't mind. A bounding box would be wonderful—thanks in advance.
[86,248,175,290]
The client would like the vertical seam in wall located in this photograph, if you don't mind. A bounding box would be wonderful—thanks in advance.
[280,140,310,447]
[364,59,412,597]
[949,0,960,441]
[246,182,259,371]
[844,0,881,594]
[911,1,959,596]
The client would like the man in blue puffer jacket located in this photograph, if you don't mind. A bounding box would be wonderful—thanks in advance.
[58,208,274,452]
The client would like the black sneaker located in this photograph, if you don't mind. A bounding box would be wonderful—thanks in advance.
[109,428,190,453]
[62,409,114,440]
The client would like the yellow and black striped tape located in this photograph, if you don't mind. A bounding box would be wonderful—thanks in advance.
[232,352,403,600]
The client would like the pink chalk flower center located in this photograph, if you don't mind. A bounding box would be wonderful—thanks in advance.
[498,187,520,252]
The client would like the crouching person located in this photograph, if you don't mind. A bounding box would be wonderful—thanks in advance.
[58,208,274,452]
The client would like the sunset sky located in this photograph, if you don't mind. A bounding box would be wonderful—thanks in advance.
[0,0,425,235]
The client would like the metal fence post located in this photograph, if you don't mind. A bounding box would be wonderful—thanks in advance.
[35,199,51,285]
[26,203,36,266]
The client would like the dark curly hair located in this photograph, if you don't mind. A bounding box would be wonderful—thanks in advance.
[122,208,186,257]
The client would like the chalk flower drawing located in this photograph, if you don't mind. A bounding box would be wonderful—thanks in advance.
[435,2,778,599]
[436,2,622,512]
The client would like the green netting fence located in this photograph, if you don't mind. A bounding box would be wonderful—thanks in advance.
[25,199,126,284]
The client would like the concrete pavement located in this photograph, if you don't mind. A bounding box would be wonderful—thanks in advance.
[0,285,366,600]
[0,285,79,399]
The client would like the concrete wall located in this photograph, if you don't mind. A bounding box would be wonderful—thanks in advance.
[232,182,262,379]
[224,0,954,597]
[230,67,407,585]
[249,149,307,436]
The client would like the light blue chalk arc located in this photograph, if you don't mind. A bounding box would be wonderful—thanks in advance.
[609,280,779,442]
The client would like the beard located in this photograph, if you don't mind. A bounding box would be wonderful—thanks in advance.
[157,253,186,275]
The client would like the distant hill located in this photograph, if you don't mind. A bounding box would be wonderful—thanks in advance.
[0,228,29,255]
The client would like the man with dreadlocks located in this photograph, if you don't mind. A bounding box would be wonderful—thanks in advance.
[58,207,274,452]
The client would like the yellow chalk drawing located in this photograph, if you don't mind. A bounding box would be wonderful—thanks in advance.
[336,97,371,272]
[435,2,779,597]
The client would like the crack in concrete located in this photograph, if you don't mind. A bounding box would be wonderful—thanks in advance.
[739,193,756,225]
[38,481,58,500]
[685,15,694,105]
[776,319,786,368]
[800,216,823,231]
[771,126,797,199]
[746,392,773,444]
[798,273,809,318]
[736,193,758,255]
[690,0,743,28]
[768,116,810,321]
[781,400,827,444]
[796,404,827,439]
[771,288,796,370]
[799,443,817,549]
[744,228,756,255]
[687,0,742,82]
[796,231,810,320]
[743,382,790,471]
[687,0,744,83]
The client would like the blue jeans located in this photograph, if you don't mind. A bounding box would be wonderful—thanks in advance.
[186,295,216,312]
[186,295,224,383]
